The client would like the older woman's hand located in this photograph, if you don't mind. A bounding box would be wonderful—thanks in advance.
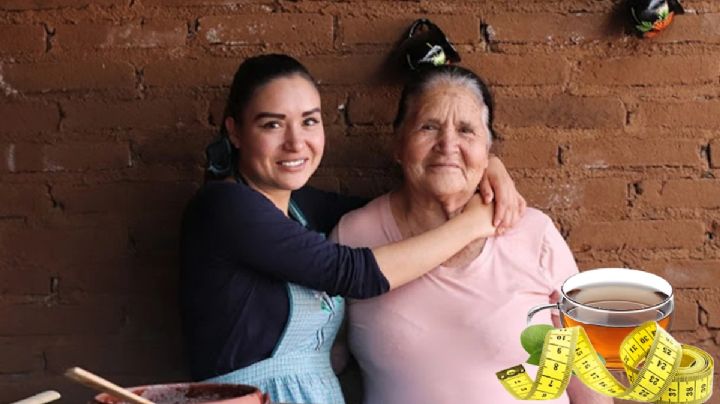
[479,155,527,234]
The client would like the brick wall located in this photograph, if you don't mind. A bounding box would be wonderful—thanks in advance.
[1,1,718,402]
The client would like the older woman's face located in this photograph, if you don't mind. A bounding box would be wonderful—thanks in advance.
[397,84,490,199]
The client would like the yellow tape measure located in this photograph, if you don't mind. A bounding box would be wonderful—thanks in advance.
[496,321,714,403]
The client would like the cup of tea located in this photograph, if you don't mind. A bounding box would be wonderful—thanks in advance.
[527,268,674,369]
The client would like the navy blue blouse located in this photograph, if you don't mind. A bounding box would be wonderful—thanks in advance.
[180,180,388,380]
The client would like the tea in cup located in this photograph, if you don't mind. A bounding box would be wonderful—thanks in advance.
[527,268,673,369]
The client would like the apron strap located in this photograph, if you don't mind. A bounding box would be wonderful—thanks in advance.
[288,199,309,228]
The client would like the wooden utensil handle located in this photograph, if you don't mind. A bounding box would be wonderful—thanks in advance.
[64,367,155,404]
[10,390,61,404]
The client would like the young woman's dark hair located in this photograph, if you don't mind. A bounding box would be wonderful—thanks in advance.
[392,65,496,143]
[205,54,317,179]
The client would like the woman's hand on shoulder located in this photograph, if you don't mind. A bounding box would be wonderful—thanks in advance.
[463,194,496,238]
[479,155,527,234]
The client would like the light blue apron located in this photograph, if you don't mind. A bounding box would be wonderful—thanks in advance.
[207,200,346,404]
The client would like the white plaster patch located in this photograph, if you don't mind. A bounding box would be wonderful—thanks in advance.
[42,154,63,172]
[547,182,577,208]
[103,26,133,47]
[570,34,584,44]
[0,64,19,97]
[205,27,221,43]
[6,144,15,172]
[584,161,609,169]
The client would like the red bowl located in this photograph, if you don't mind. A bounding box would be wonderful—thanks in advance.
[90,382,271,404]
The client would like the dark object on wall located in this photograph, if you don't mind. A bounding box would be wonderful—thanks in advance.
[403,19,461,70]
[206,136,235,178]
[629,0,684,38]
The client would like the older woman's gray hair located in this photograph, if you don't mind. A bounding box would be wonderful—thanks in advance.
[393,65,495,147]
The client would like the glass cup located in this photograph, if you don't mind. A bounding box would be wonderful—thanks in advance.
[527,268,674,369]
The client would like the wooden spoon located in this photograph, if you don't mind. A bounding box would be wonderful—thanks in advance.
[64,367,155,404]
[9,390,61,404]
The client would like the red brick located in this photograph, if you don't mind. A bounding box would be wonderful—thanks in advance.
[578,56,720,86]
[301,54,389,85]
[0,224,128,270]
[710,138,720,168]
[134,135,207,165]
[129,211,184,254]
[516,178,627,210]
[126,252,180,296]
[199,14,332,46]
[45,337,184,374]
[654,13,720,43]
[495,139,558,169]
[639,179,720,208]
[318,90,347,126]
[307,175,340,193]
[486,13,621,43]
[3,61,135,92]
[63,98,198,130]
[643,260,720,289]
[0,144,12,172]
[576,259,625,271]
[144,58,237,87]
[42,142,131,171]
[463,53,569,86]
[208,97,226,128]
[51,183,131,214]
[57,258,130,293]
[0,301,122,335]
[566,139,703,168]
[569,220,705,250]
[347,89,400,125]
[123,296,183,334]
[337,174,399,198]
[0,183,49,216]
[323,130,393,168]
[672,295,698,331]
[0,267,50,294]
[341,15,479,45]
[637,100,720,129]
[126,182,196,213]
[0,0,121,9]
[1,143,44,172]
[52,181,195,214]
[143,0,272,5]
[495,96,625,129]
[55,20,186,49]
[0,341,45,373]
[0,102,59,133]
[699,295,720,328]
[0,25,45,54]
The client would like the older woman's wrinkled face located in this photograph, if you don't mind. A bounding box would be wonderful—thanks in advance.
[397,84,490,200]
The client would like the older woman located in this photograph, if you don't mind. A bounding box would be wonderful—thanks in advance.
[331,66,612,404]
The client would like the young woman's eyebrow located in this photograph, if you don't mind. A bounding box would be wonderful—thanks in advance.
[254,112,285,121]
[302,107,321,117]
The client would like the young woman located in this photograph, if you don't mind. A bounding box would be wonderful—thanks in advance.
[180,54,525,404]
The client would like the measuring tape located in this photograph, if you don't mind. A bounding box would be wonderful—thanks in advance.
[496,321,714,403]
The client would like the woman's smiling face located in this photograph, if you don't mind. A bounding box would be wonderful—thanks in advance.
[227,74,324,198]
[397,83,490,200]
